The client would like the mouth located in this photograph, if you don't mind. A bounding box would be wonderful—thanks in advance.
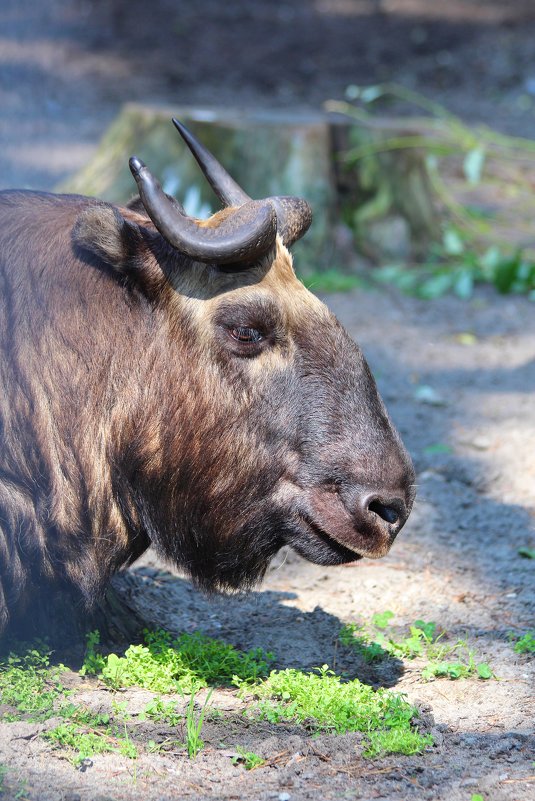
[286,512,364,566]
[273,479,400,566]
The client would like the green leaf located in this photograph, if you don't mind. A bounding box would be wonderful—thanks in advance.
[480,246,503,273]
[518,547,535,559]
[453,269,474,300]
[413,620,437,641]
[418,272,454,299]
[371,611,395,629]
[463,147,486,186]
[476,663,493,680]
[446,663,465,679]
[423,443,453,456]
[443,228,465,256]
[513,631,535,654]
[493,254,523,293]
[360,86,383,103]
[345,84,360,100]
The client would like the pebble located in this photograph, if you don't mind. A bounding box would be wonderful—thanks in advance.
[278,794,291,801]
[471,435,491,450]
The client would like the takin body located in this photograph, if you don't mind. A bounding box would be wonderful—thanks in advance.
[0,120,415,639]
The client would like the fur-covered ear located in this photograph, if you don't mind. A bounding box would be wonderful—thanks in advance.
[72,203,142,273]
[126,195,146,214]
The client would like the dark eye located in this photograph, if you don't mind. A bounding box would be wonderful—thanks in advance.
[230,326,263,344]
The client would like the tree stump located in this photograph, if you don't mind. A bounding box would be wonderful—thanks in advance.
[330,117,441,261]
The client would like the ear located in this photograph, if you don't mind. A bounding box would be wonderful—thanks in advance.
[126,195,146,214]
[72,203,143,273]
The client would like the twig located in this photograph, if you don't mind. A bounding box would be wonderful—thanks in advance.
[310,745,332,763]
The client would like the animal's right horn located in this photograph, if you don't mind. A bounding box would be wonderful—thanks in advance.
[129,157,277,266]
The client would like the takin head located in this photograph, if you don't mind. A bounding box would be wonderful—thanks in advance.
[0,119,415,636]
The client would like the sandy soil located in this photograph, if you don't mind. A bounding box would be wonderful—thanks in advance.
[0,1,534,799]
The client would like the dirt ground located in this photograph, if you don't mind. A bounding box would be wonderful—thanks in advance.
[0,1,534,800]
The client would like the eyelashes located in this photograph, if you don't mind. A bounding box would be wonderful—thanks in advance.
[230,326,264,344]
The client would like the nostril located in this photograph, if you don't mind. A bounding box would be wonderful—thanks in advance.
[367,498,402,526]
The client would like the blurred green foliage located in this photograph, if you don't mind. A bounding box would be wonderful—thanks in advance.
[328,85,535,300]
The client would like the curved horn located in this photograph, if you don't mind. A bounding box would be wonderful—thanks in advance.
[270,196,313,248]
[172,118,250,208]
[129,157,277,265]
[172,118,313,247]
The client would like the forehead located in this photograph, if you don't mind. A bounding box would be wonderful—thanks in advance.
[172,239,327,325]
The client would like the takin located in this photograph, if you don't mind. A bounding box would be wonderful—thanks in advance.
[0,119,415,639]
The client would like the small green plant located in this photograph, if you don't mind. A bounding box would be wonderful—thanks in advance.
[340,613,493,680]
[141,696,182,727]
[242,665,431,757]
[339,624,389,663]
[0,644,140,768]
[373,241,535,301]
[232,747,265,770]
[0,648,69,721]
[363,727,434,758]
[512,631,535,655]
[422,659,493,681]
[64,706,110,727]
[371,610,395,629]
[185,690,213,759]
[81,628,273,693]
[518,546,535,559]
[117,726,138,760]
[44,722,114,766]
[79,630,106,677]
[475,663,493,680]
[146,737,183,754]
[44,704,137,766]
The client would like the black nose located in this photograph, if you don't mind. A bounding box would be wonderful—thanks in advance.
[361,494,408,533]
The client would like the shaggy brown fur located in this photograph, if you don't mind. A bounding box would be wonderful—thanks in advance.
[0,190,415,638]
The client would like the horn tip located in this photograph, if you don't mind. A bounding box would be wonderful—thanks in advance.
[172,117,196,148]
[129,156,146,177]
[172,117,187,137]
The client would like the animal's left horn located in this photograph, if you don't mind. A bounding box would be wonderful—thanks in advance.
[129,157,277,265]
[269,196,313,248]
[172,117,250,208]
[172,119,313,247]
